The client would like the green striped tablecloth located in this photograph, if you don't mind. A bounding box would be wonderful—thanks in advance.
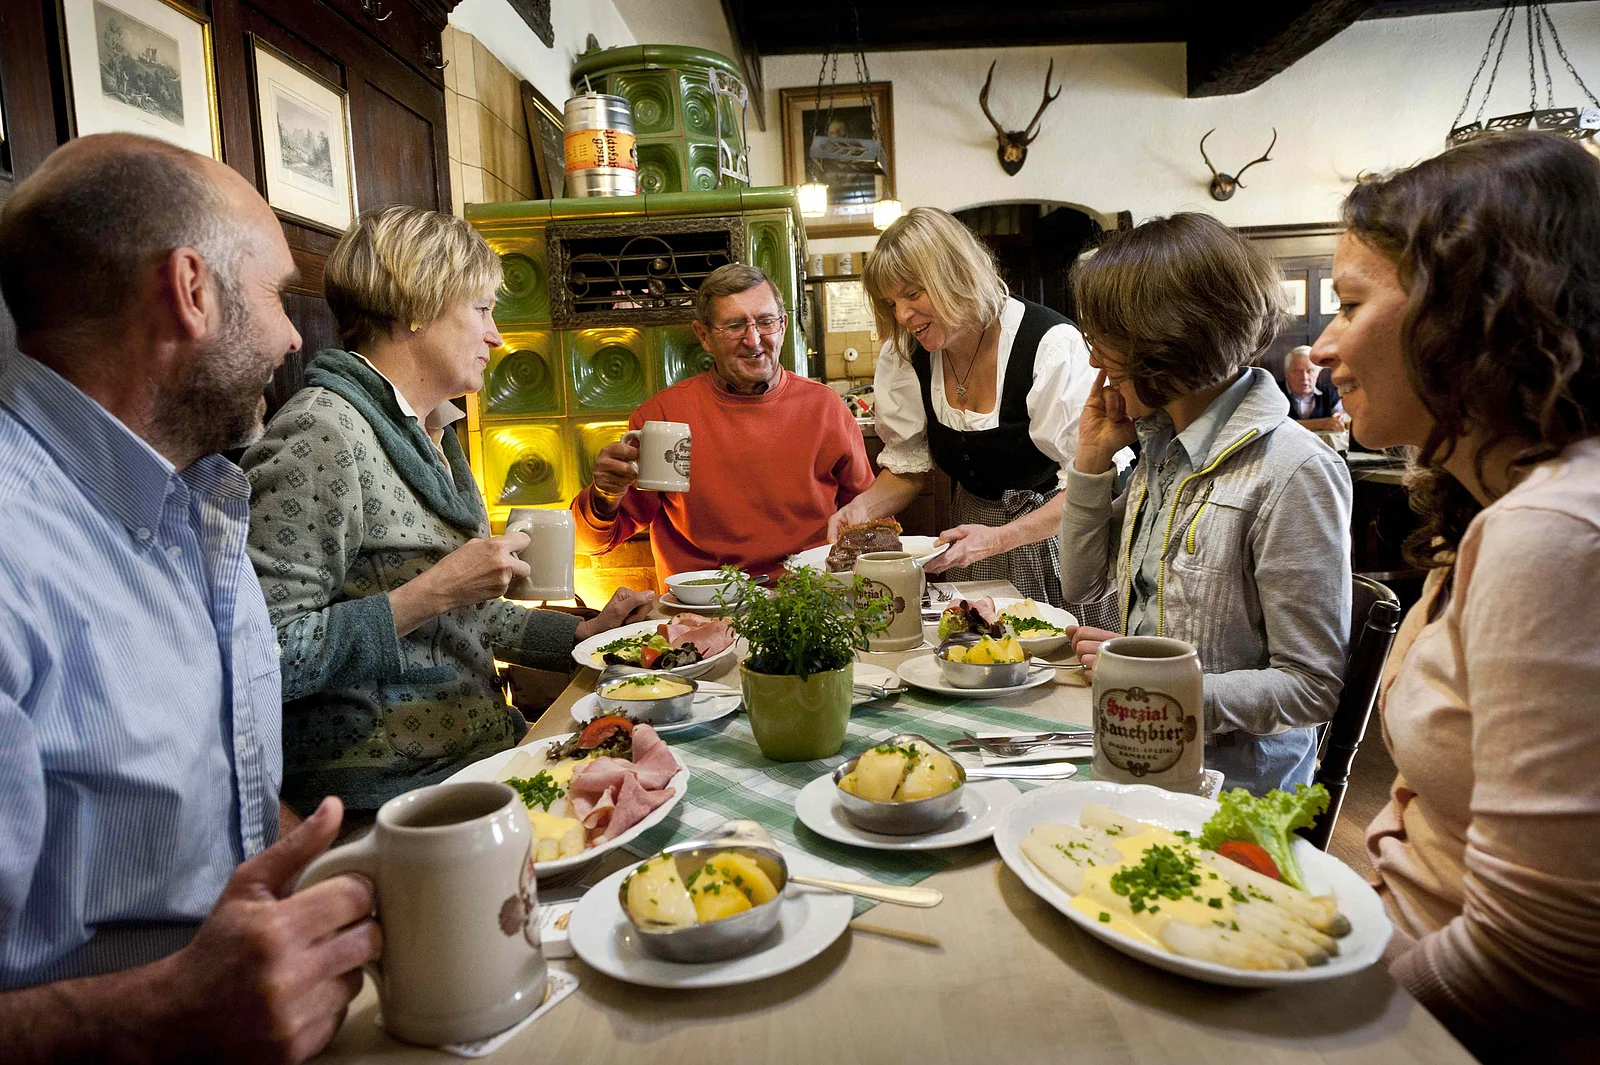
[624,690,1094,916]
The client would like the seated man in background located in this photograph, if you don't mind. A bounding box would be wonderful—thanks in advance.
[573,264,873,577]
[1280,344,1349,432]
[0,134,376,1063]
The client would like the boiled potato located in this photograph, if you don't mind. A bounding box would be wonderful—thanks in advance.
[624,856,697,929]
[896,746,961,800]
[689,867,754,923]
[703,853,779,907]
[839,746,910,802]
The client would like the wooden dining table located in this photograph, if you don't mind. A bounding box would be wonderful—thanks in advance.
[318,579,1472,1064]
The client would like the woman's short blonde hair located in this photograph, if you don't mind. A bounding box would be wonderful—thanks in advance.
[862,207,1007,357]
[1070,212,1282,407]
[324,205,502,351]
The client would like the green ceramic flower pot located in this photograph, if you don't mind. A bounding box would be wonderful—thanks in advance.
[740,662,853,761]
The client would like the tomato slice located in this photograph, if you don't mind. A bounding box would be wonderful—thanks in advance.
[639,645,662,668]
[1215,840,1281,881]
[577,716,634,749]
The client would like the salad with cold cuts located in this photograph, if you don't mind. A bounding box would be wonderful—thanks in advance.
[593,615,735,669]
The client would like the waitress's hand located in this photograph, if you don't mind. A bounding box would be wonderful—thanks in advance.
[1067,625,1120,681]
[826,497,875,543]
[1075,370,1138,474]
[925,524,1007,574]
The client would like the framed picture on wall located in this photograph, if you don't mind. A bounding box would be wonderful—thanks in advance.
[521,80,566,200]
[780,82,895,239]
[59,0,221,159]
[249,37,356,234]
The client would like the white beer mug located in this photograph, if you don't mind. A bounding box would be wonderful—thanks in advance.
[504,508,575,601]
[1090,636,1206,795]
[623,420,691,492]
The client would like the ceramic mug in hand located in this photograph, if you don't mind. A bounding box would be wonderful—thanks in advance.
[504,508,575,601]
[623,420,691,492]
[295,782,547,1046]
[1090,636,1205,795]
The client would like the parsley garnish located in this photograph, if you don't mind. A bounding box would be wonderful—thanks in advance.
[1109,844,1204,915]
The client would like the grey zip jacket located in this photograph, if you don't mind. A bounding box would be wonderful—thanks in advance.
[1058,367,1352,736]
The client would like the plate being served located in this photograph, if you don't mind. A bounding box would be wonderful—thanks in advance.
[795,772,1020,851]
[567,847,853,989]
[787,534,944,573]
[990,597,1078,657]
[571,618,739,679]
[442,733,688,878]
[895,653,1057,698]
[569,690,741,735]
[993,779,1392,988]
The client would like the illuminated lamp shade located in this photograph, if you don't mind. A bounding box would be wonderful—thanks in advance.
[872,197,903,231]
[798,181,829,218]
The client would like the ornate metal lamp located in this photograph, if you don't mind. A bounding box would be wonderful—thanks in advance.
[1448,2,1600,147]
[803,4,894,223]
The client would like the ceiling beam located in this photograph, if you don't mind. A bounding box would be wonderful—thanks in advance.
[1187,0,1382,98]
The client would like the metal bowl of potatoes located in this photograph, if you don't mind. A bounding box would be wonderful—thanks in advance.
[831,733,967,835]
[934,634,1034,689]
[619,839,789,963]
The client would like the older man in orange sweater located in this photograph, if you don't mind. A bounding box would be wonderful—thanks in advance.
[573,264,873,577]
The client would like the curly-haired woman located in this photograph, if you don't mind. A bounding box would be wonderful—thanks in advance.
[1311,131,1600,1062]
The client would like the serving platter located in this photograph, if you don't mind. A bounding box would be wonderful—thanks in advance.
[787,534,945,572]
[994,780,1391,987]
[567,848,853,988]
[569,690,742,734]
[571,619,740,679]
[794,772,1020,851]
[443,733,689,878]
[895,653,1058,698]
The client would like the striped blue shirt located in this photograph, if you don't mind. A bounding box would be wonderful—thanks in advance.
[0,354,282,989]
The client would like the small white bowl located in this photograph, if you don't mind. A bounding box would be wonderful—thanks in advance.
[663,569,740,606]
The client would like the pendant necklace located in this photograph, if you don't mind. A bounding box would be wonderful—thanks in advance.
[947,321,985,399]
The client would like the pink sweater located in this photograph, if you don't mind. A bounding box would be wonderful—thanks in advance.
[1368,437,1600,1062]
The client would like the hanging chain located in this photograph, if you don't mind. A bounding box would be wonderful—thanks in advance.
[1452,1,1510,129]
[851,5,883,152]
[1534,4,1555,108]
[1526,1,1538,113]
[1539,3,1600,108]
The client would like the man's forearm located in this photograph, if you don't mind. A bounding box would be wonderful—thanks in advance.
[0,955,186,1065]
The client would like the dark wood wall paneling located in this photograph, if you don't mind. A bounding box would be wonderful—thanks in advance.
[0,0,456,410]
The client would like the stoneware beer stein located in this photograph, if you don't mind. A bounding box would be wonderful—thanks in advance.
[852,550,924,651]
[503,508,576,601]
[295,782,547,1046]
[624,420,691,492]
[1090,636,1205,795]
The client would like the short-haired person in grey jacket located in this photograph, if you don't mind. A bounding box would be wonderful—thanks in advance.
[1058,213,1353,795]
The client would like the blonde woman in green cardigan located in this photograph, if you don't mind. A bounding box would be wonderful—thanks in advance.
[243,206,653,816]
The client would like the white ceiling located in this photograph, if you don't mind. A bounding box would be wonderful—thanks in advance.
[610,0,739,64]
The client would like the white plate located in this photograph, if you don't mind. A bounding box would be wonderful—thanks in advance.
[657,593,734,616]
[788,535,944,572]
[442,734,689,878]
[994,779,1392,987]
[572,619,739,679]
[895,653,1058,698]
[569,691,741,735]
[795,772,1020,851]
[991,597,1078,657]
[567,848,853,989]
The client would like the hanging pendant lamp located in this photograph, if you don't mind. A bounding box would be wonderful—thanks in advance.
[1448,2,1600,146]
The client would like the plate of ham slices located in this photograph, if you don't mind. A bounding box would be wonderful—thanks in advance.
[571,615,740,680]
[444,721,689,877]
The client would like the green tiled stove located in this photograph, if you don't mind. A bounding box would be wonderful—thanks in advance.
[462,46,808,551]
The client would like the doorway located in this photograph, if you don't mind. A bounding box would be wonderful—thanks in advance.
[952,202,1103,317]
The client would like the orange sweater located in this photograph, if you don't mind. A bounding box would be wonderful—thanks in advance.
[572,371,873,578]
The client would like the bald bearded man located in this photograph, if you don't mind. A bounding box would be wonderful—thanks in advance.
[0,134,378,1063]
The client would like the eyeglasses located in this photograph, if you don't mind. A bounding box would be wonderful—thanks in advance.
[709,313,787,339]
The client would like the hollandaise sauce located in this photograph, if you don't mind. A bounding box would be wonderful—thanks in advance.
[1067,828,1237,949]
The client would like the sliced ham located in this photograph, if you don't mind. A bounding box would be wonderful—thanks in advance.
[564,724,680,843]
[629,724,680,790]
[966,597,999,625]
[595,773,676,842]
[674,618,734,657]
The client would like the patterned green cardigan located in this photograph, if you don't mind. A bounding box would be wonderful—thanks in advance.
[242,350,579,813]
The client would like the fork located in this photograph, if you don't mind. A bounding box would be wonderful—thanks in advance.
[972,738,1095,759]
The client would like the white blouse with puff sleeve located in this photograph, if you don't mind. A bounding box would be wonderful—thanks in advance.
[872,297,1095,489]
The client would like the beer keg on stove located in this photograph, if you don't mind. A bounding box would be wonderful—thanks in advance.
[563,93,637,197]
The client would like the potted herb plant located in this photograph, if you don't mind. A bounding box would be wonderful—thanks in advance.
[716,565,892,761]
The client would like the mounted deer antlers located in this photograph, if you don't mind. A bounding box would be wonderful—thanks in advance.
[979,59,1062,176]
[1199,128,1277,201]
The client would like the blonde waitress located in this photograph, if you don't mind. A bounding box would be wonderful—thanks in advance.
[829,208,1097,606]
